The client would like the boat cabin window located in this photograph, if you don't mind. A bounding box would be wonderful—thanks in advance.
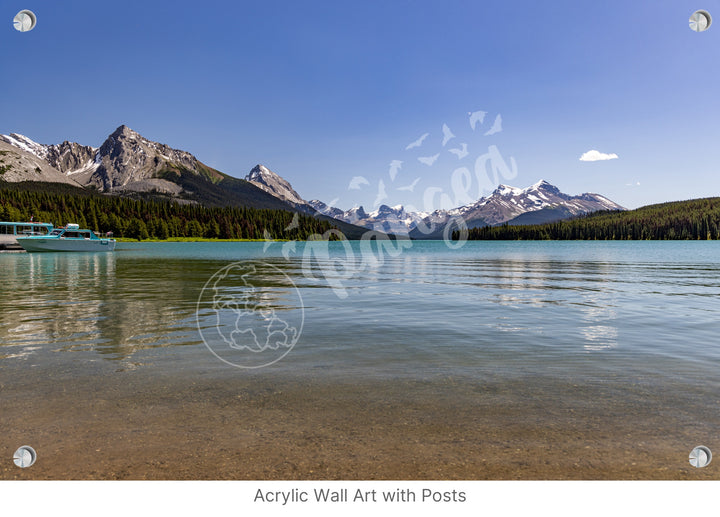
[1,224,50,235]
[63,231,79,238]
[49,229,63,236]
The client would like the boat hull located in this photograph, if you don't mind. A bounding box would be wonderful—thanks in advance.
[16,237,116,252]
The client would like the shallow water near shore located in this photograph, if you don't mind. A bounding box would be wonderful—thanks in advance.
[2,240,720,479]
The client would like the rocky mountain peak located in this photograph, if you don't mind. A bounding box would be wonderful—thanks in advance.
[0,133,49,159]
[110,125,138,138]
[529,179,561,195]
[45,141,98,175]
[493,184,523,197]
[100,125,144,154]
[84,125,203,190]
[311,179,624,237]
[372,204,407,218]
[308,199,345,219]
[245,164,306,206]
[247,164,277,182]
[347,206,368,220]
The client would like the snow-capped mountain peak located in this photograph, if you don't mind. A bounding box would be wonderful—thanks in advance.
[1,125,215,192]
[0,133,49,159]
[0,133,100,177]
[246,164,273,182]
[346,205,368,220]
[310,179,624,236]
[530,179,551,189]
[495,184,524,196]
[1,126,624,237]
[245,164,307,207]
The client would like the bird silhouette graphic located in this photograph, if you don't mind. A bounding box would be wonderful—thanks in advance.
[374,179,388,207]
[348,176,370,190]
[263,230,275,251]
[397,177,421,192]
[418,153,440,166]
[284,213,300,231]
[388,160,403,181]
[449,143,468,159]
[442,124,455,146]
[282,240,297,259]
[469,110,487,130]
[405,133,430,150]
[484,114,502,136]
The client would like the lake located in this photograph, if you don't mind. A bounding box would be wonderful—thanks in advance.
[2,240,720,479]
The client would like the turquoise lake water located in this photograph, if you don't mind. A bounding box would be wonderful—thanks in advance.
[1,240,720,417]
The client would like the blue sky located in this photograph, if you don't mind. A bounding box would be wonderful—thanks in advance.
[2,0,719,210]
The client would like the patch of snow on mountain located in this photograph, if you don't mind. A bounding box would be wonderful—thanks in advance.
[0,133,49,159]
[67,158,100,176]
[496,184,523,196]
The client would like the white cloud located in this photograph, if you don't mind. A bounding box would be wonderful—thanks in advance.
[579,149,619,162]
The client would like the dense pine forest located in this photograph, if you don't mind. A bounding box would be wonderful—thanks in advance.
[0,181,337,240]
[458,198,720,240]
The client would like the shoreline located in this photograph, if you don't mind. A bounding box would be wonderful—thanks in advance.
[114,237,284,243]
[1,371,716,480]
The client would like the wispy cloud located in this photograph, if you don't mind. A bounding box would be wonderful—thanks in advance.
[579,149,619,162]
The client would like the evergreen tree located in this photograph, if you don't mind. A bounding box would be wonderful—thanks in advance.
[0,181,341,241]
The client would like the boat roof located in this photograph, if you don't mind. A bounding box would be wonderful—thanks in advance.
[0,221,53,228]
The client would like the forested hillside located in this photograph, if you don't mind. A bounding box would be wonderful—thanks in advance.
[459,198,720,240]
[0,181,336,240]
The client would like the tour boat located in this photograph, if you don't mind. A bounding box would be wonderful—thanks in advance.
[16,224,116,252]
[0,221,54,250]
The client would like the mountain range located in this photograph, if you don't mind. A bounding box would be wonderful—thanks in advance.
[1,126,624,236]
[310,180,623,238]
[239,162,624,235]
[0,126,300,212]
